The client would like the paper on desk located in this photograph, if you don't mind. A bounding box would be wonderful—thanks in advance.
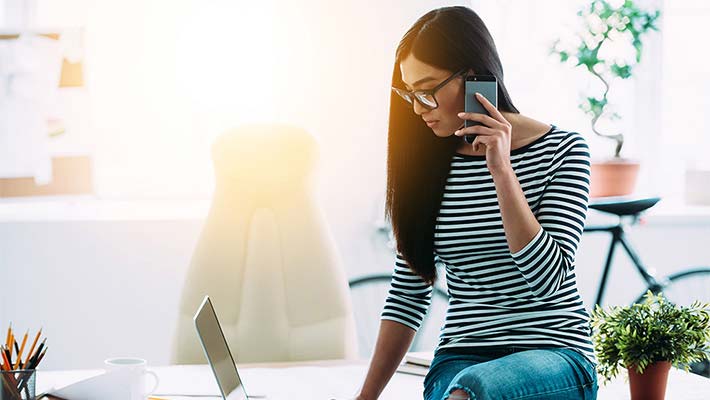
[150,365,221,396]
[39,364,425,400]
[151,364,369,399]
[47,370,134,400]
[35,368,105,396]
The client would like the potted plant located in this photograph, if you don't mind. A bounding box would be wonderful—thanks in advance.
[591,291,710,400]
[550,0,661,197]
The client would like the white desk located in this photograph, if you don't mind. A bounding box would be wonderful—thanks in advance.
[36,358,710,400]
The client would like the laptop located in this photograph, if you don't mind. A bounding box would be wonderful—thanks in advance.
[194,295,267,400]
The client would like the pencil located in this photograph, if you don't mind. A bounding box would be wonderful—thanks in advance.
[34,348,47,367]
[24,328,42,366]
[0,346,10,371]
[27,338,46,367]
[4,345,12,369]
[1,346,20,389]
[25,347,47,371]
[14,330,28,370]
[7,330,13,357]
[4,322,10,349]
[13,339,20,368]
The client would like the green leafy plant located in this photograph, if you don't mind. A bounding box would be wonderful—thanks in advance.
[590,291,710,383]
[550,0,660,158]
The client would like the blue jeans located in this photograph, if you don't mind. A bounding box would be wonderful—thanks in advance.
[423,346,598,400]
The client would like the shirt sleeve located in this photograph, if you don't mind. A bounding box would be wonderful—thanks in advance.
[510,133,591,299]
[380,251,433,331]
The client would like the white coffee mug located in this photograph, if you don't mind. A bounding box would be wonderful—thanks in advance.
[104,357,160,400]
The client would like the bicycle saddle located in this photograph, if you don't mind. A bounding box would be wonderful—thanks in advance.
[588,196,661,216]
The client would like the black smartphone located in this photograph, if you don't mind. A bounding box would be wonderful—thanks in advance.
[463,75,498,144]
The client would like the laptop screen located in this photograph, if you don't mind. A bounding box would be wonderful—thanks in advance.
[194,296,247,400]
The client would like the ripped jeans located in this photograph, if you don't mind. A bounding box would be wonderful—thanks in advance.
[423,346,598,400]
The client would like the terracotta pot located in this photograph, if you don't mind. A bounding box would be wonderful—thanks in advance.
[628,361,671,400]
[590,158,640,198]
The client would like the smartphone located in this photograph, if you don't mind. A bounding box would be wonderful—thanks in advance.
[463,75,498,144]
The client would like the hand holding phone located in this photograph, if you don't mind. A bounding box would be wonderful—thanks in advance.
[463,75,498,144]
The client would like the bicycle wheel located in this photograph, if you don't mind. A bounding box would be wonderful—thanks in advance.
[633,267,710,378]
[633,267,710,305]
[348,273,449,359]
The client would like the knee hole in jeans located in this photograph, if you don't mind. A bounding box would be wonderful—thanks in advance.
[445,386,475,400]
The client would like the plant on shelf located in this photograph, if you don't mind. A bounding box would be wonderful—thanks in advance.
[591,291,710,399]
[550,0,660,158]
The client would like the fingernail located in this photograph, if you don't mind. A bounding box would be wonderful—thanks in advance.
[454,130,460,135]
[475,92,481,97]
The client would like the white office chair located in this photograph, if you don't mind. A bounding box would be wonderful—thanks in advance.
[171,124,359,364]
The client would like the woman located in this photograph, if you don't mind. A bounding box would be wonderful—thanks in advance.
[354,6,598,400]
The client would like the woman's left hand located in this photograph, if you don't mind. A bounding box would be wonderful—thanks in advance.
[454,92,513,176]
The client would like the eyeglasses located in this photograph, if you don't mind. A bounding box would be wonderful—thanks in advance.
[391,68,467,110]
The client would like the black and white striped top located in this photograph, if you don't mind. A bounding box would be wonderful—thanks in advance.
[380,125,596,364]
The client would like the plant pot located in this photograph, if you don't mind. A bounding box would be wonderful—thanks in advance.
[627,361,671,400]
[590,158,640,198]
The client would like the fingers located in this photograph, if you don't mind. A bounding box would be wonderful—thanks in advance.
[474,92,508,126]
[472,135,486,152]
[454,124,496,137]
[457,111,501,129]
[471,134,503,152]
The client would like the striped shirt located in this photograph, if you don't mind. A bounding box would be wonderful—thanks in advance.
[380,125,596,365]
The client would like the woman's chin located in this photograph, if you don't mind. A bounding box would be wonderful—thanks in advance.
[431,127,454,138]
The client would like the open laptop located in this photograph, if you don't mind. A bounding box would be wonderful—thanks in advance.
[194,295,267,400]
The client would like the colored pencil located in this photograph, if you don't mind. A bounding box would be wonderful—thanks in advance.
[3,346,11,368]
[0,346,10,371]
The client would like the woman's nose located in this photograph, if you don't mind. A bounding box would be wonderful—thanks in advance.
[412,99,429,115]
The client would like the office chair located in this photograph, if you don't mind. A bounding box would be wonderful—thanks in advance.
[171,124,358,364]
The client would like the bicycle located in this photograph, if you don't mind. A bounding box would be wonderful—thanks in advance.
[584,196,710,377]
[348,196,710,375]
[585,196,710,307]
[348,272,449,357]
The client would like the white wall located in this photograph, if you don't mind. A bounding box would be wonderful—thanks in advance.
[1,203,709,370]
[0,217,202,370]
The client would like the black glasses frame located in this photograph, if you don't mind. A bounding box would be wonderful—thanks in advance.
[391,68,468,110]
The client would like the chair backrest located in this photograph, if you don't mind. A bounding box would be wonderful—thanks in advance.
[171,124,358,364]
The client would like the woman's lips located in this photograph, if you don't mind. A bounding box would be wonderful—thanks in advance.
[426,120,438,127]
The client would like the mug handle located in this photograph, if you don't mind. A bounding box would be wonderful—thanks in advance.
[144,370,160,395]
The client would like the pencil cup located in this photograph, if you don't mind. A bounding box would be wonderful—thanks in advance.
[0,369,35,400]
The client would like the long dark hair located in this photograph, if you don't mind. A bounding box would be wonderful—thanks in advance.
[385,6,519,286]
